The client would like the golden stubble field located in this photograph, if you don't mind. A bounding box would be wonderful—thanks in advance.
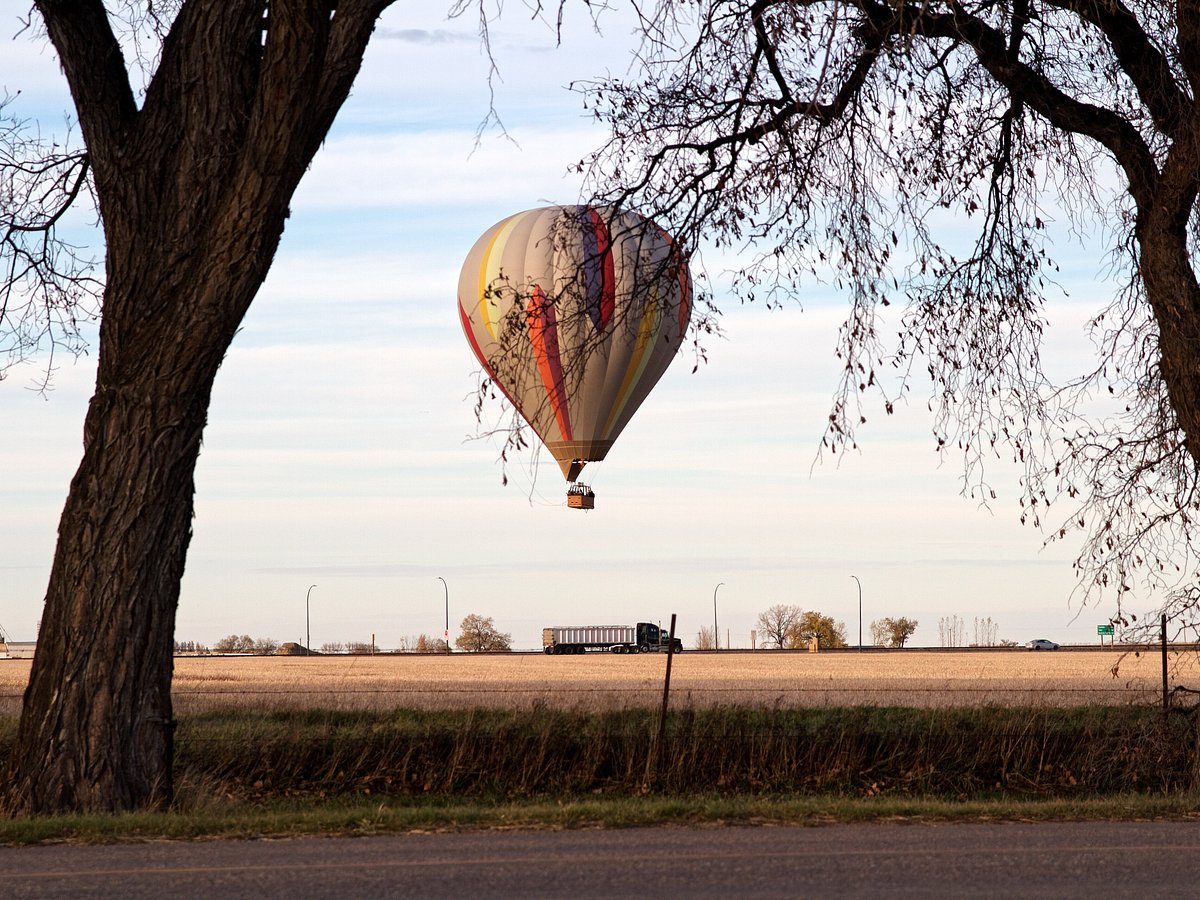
[2,649,1196,714]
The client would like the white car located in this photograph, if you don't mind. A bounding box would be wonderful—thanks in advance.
[1027,639,1060,651]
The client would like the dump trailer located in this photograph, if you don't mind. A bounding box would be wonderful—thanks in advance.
[542,622,683,655]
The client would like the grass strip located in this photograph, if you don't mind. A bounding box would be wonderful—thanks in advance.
[167,704,1200,799]
[0,793,1198,846]
[2,705,1199,844]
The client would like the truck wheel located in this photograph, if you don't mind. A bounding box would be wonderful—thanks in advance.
[639,644,650,653]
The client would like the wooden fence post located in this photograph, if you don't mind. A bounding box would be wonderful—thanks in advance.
[657,613,678,745]
[1162,612,1169,713]
[644,613,677,791]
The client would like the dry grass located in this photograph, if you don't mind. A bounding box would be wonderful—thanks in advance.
[3,648,1194,714]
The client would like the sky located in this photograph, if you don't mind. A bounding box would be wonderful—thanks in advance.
[0,3,1157,651]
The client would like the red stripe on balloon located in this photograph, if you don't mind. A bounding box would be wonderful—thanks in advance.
[586,207,616,331]
[653,223,691,333]
[459,303,522,413]
[459,302,491,372]
[526,285,572,440]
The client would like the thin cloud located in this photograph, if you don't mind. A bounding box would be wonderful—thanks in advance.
[376,28,474,45]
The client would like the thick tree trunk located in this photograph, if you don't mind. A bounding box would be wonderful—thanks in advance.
[10,332,221,812]
[7,186,284,806]
[1137,185,1200,475]
[1147,294,1200,471]
[7,164,293,808]
[6,0,383,815]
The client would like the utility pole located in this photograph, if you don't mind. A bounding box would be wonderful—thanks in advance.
[851,575,862,650]
[306,584,317,656]
[438,576,449,652]
[713,582,724,651]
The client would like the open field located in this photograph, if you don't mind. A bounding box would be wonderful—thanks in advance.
[1,652,1198,836]
[3,648,1197,713]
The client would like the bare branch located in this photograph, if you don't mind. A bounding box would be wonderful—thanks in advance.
[0,100,101,382]
[574,0,1200,620]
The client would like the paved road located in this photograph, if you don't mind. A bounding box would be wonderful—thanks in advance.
[1,821,1197,898]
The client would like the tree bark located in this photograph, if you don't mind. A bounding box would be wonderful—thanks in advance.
[12,375,210,811]
[1140,235,1200,467]
[9,0,387,813]
[10,204,287,812]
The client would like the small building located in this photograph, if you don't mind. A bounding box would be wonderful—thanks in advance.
[1,641,37,659]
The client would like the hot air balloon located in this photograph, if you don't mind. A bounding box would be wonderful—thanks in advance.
[458,205,692,508]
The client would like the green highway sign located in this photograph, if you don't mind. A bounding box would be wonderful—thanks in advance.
[1097,624,1115,635]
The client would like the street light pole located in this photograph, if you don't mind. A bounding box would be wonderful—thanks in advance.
[850,575,862,651]
[437,576,449,652]
[713,582,724,652]
[306,584,317,656]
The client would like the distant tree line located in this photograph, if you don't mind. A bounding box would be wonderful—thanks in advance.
[756,604,848,650]
[398,634,451,653]
[751,607,920,650]
[319,635,452,654]
[213,635,280,654]
[174,615,510,656]
[937,616,1011,648]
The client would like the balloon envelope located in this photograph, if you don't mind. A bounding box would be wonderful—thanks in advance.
[458,206,692,481]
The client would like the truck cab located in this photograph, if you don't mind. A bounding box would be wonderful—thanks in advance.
[636,622,684,653]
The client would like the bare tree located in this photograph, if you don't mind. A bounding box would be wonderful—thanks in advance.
[974,617,1000,647]
[939,615,966,648]
[214,634,255,654]
[695,626,717,651]
[869,619,889,648]
[756,603,804,649]
[575,2,1200,632]
[212,634,278,653]
[1,0,421,814]
[0,104,98,383]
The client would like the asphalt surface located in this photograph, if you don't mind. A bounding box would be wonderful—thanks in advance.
[1,821,1198,898]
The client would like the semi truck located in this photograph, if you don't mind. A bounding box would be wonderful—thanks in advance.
[542,622,683,655]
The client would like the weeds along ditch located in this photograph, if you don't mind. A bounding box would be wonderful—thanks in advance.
[135,705,1200,802]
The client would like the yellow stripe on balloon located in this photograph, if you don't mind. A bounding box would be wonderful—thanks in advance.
[602,286,662,439]
[475,213,522,341]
